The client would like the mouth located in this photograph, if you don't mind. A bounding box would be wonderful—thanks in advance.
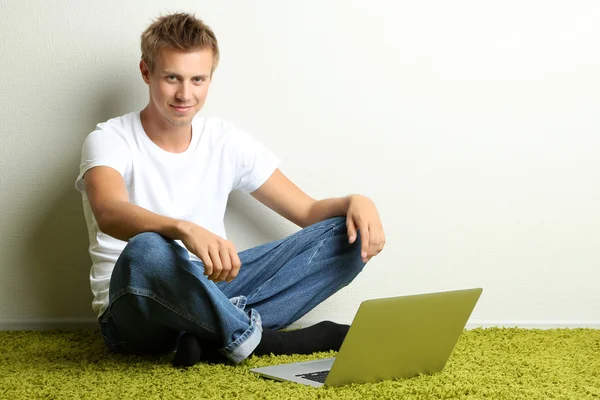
[170,105,194,113]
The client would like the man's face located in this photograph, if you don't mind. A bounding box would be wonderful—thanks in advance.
[141,47,213,127]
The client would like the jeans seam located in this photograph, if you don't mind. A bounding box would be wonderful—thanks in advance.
[246,274,278,303]
[99,315,127,351]
[306,237,327,265]
[307,222,339,264]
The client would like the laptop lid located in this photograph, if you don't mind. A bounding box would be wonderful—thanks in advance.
[324,288,483,387]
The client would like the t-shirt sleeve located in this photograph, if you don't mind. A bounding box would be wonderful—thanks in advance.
[230,126,281,193]
[74,129,130,192]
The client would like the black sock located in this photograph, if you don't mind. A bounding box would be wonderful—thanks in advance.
[253,321,350,357]
[172,332,203,367]
[172,332,204,367]
[172,333,227,367]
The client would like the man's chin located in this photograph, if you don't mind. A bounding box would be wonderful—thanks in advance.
[166,117,192,127]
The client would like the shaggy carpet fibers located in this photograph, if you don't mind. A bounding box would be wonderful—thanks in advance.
[0,328,598,399]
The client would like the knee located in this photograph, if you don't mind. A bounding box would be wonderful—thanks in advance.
[330,245,366,291]
[115,232,178,279]
[124,232,170,261]
[331,228,367,282]
[307,216,347,231]
[327,216,348,229]
[128,231,169,248]
[347,229,367,276]
[346,241,367,277]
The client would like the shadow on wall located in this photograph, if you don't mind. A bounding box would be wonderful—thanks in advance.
[97,80,146,124]
[19,183,94,320]
[12,82,143,323]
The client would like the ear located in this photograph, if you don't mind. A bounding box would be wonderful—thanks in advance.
[140,59,151,84]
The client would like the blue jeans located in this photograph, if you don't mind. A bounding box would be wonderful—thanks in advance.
[99,216,365,363]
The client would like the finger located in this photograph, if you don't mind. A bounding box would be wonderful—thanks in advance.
[227,251,242,283]
[207,246,223,281]
[368,226,382,257]
[375,229,386,254]
[367,231,385,262]
[347,217,357,244]
[199,249,213,277]
[377,234,386,253]
[217,247,232,282]
[360,226,370,261]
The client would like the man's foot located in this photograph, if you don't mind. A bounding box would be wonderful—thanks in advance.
[172,333,227,367]
[252,321,350,356]
[172,333,203,367]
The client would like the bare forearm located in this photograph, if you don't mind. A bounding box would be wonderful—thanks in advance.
[95,200,187,242]
[304,196,352,227]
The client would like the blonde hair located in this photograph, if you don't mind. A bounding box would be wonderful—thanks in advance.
[141,12,220,75]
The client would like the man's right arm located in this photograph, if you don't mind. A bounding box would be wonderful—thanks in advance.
[83,166,185,242]
[83,166,241,282]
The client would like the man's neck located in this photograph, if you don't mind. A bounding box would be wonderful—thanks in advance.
[140,106,192,154]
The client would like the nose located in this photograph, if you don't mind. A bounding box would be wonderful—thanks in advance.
[176,82,192,102]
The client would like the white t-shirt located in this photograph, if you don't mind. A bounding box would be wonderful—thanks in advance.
[75,111,280,318]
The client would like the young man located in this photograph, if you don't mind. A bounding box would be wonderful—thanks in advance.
[75,13,385,367]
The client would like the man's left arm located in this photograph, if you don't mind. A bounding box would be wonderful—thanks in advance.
[251,169,386,262]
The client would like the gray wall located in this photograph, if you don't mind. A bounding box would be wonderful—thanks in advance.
[1,0,598,329]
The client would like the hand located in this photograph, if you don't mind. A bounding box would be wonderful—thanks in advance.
[178,221,241,282]
[346,195,386,263]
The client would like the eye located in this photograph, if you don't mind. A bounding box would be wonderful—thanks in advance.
[167,75,178,81]
[193,77,205,83]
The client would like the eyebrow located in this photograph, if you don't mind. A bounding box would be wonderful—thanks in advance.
[161,71,209,79]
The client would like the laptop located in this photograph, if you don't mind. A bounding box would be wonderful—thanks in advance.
[250,287,483,387]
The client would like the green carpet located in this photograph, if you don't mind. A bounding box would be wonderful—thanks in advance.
[0,328,598,399]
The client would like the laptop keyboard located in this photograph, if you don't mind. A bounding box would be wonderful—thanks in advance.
[295,370,330,383]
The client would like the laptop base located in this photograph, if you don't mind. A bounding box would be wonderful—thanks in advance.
[250,357,335,388]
